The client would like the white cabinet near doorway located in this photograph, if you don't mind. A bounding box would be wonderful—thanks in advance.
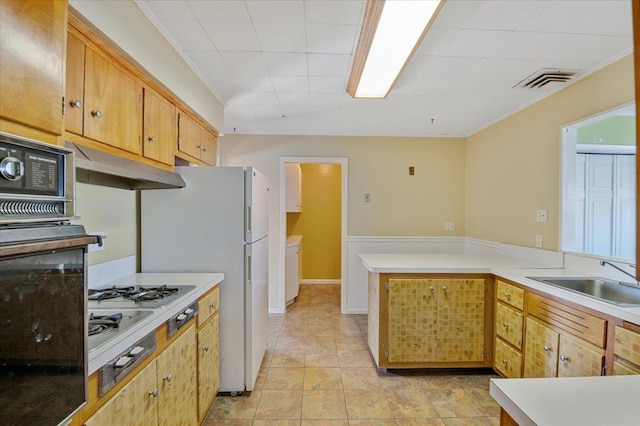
[286,163,302,212]
[285,235,303,304]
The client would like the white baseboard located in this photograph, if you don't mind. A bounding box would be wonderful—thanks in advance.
[300,279,341,285]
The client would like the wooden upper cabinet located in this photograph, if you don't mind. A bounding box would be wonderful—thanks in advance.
[177,111,202,160]
[65,31,85,135]
[177,111,217,166]
[0,0,66,135]
[84,46,142,154]
[143,88,176,165]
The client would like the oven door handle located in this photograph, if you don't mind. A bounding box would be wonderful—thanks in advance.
[0,235,100,257]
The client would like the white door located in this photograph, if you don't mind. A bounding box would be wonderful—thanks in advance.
[245,167,269,243]
[244,235,268,391]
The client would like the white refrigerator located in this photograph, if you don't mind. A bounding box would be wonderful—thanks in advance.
[140,166,269,394]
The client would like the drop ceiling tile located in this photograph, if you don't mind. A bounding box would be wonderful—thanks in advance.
[306,24,358,54]
[423,28,512,57]
[158,21,215,51]
[515,0,601,34]
[264,52,308,76]
[188,0,251,22]
[309,93,343,107]
[307,53,351,76]
[216,91,249,106]
[280,103,310,116]
[284,117,311,134]
[254,23,307,53]
[225,103,259,120]
[186,51,229,75]
[568,1,633,37]
[220,51,269,75]
[246,0,304,23]
[277,92,310,107]
[304,0,365,25]
[403,56,482,79]
[142,0,197,22]
[271,75,309,92]
[235,75,275,92]
[206,74,241,92]
[252,104,284,120]
[309,76,346,93]
[201,22,260,51]
[464,0,542,30]
[245,91,280,106]
[432,0,484,29]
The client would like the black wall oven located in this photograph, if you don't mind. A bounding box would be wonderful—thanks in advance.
[0,133,98,425]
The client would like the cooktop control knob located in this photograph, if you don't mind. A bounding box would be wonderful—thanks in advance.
[115,356,133,369]
[184,308,194,315]
[0,156,24,181]
[177,313,188,321]
[129,346,144,356]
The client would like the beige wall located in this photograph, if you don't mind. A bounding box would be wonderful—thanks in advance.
[72,183,137,265]
[288,164,342,280]
[466,55,635,250]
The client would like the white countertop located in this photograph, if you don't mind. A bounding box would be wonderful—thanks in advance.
[287,235,303,247]
[490,375,640,426]
[88,272,223,375]
[358,253,640,324]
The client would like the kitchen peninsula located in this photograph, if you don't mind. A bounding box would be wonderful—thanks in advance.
[360,253,640,425]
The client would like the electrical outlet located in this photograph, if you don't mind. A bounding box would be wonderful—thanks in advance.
[364,193,371,203]
[535,234,543,248]
[88,232,106,252]
[409,166,415,176]
[445,222,455,231]
[536,209,548,223]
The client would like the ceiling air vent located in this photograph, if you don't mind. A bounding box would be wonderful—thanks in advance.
[514,68,581,89]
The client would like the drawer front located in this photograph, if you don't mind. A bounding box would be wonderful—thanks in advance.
[494,338,522,378]
[496,302,523,349]
[527,293,606,348]
[523,317,559,378]
[197,286,220,328]
[613,360,640,376]
[496,280,524,310]
[613,326,640,366]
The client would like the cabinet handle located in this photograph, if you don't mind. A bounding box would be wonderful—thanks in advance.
[559,355,569,362]
[502,359,508,365]
[148,136,156,142]
[197,144,202,149]
[210,302,217,310]
[91,110,103,118]
[202,148,208,152]
[163,374,173,383]
[70,99,82,108]
[149,389,158,397]
[442,286,447,292]
[502,322,509,328]
[429,286,435,292]
[504,292,511,298]
[203,346,209,352]
[543,345,551,352]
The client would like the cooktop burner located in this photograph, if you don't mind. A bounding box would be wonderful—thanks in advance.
[88,284,196,309]
[88,310,153,353]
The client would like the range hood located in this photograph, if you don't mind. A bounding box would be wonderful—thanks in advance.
[65,141,186,190]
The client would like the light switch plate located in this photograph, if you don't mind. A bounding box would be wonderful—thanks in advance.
[535,234,543,248]
[536,209,548,223]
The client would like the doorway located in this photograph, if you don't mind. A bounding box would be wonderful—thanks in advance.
[279,157,348,313]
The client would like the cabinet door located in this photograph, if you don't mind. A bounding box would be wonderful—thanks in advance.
[177,112,203,160]
[84,46,142,154]
[523,318,559,378]
[494,338,522,378]
[0,0,66,135]
[437,279,485,362]
[65,31,85,135]
[557,334,603,378]
[201,129,217,165]
[613,360,640,375]
[85,360,158,426]
[285,163,302,212]
[495,302,523,350]
[285,245,299,303]
[143,87,176,165]
[387,279,437,362]
[197,313,220,420]
[156,325,197,426]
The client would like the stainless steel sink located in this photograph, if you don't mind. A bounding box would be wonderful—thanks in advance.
[527,277,640,307]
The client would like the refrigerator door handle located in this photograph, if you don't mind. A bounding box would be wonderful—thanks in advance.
[247,205,252,233]
[246,254,252,283]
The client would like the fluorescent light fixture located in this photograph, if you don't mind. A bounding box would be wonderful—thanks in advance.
[347,0,443,99]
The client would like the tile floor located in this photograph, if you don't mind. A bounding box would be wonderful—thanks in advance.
[204,284,501,425]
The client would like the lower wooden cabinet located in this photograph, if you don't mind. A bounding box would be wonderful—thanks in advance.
[494,338,522,378]
[368,275,492,369]
[85,325,197,426]
[85,360,158,426]
[197,313,220,420]
[612,325,640,375]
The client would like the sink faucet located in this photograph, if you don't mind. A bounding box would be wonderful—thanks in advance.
[600,260,639,285]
